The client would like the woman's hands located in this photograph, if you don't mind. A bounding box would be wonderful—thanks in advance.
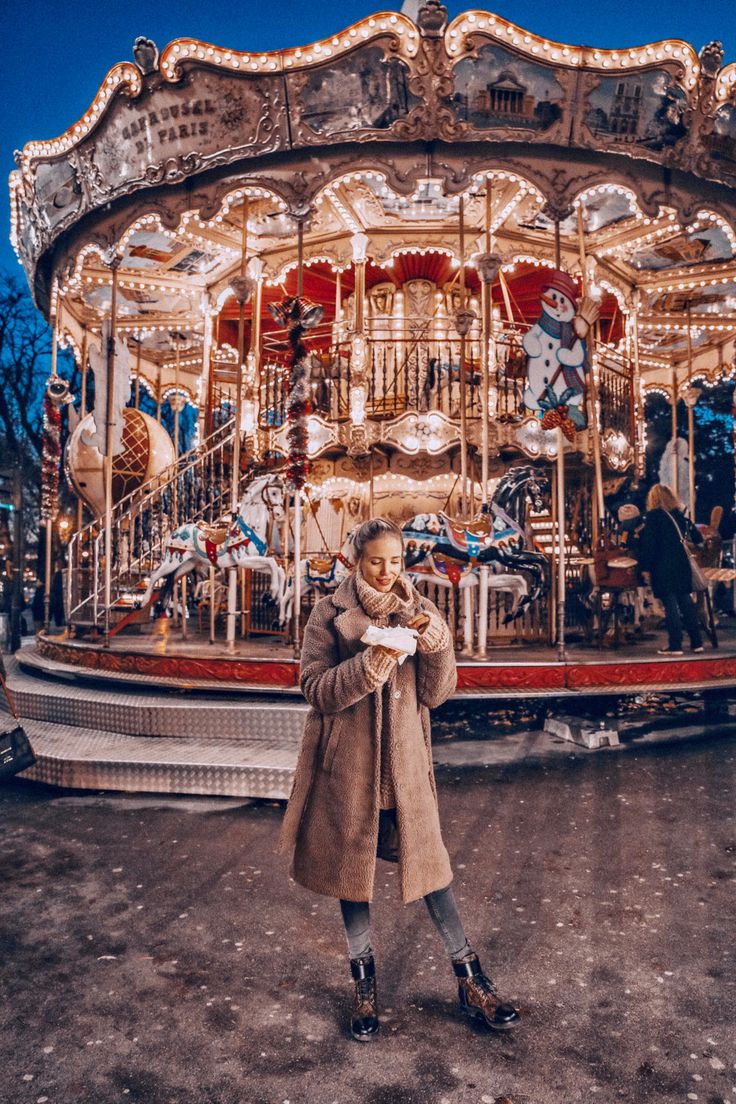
[406,612,430,635]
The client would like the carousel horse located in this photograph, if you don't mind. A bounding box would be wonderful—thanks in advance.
[139,472,288,621]
[403,465,551,621]
[281,527,358,623]
[403,515,530,621]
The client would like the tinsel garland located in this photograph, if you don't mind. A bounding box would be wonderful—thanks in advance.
[268,295,324,490]
[41,387,62,520]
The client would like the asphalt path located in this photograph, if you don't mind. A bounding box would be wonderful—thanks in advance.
[1,731,735,1104]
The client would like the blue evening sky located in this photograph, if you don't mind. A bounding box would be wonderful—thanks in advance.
[3,0,735,278]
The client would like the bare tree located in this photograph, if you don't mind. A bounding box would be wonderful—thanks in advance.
[0,270,76,535]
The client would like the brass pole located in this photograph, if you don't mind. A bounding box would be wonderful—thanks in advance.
[458,195,468,516]
[686,300,696,517]
[556,428,567,661]
[631,293,643,478]
[43,305,61,632]
[481,184,492,506]
[671,366,679,498]
[252,268,263,444]
[134,334,142,409]
[76,327,89,536]
[230,197,249,514]
[103,260,120,648]
[297,219,304,298]
[227,197,249,653]
[576,206,605,541]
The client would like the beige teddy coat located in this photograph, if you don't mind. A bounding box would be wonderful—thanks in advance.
[275,572,457,904]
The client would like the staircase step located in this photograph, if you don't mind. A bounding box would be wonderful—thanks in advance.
[18,719,297,799]
[7,655,308,741]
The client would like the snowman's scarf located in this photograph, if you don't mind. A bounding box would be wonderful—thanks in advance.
[537,310,589,396]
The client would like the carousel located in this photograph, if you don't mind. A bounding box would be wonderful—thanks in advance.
[11,1,736,698]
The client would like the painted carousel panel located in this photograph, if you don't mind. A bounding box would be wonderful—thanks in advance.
[286,45,420,141]
[450,43,565,134]
[582,68,689,154]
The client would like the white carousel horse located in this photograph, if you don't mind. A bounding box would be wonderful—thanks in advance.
[140,472,287,621]
[281,528,357,623]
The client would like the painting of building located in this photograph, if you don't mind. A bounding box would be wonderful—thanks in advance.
[452,44,563,131]
[585,70,687,151]
[296,47,418,136]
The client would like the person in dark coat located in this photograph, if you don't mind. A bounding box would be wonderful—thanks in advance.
[277,517,520,1041]
[637,483,704,655]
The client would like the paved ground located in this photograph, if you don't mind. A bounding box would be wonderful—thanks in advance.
[1,730,735,1104]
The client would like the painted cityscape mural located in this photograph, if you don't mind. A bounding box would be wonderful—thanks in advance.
[294,46,419,136]
[451,44,563,131]
[584,70,687,151]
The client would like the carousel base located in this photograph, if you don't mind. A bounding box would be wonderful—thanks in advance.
[29,624,736,697]
[7,625,735,798]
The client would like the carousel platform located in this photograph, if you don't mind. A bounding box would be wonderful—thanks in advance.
[6,626,736,798]
[26,623,736,698]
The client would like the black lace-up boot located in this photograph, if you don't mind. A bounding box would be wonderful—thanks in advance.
[453,951,520,1032]
[349,954,379,1041]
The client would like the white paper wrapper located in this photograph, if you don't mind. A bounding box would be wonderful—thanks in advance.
[360,624,419,665]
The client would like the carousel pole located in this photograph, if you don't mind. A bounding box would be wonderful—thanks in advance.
[686,300,697,517]
[103,257,121,648]
[554,220,567,661]
[555,427,567,661]
[251,257,264,444]
[476,182,495,658]
[671,366,679,498]
[75,326,89,536]
[227,197,250,654]
[292,218,305,658]
[631,292,645,479]
[205,308,219,439]
[200,302,214,440]
[134,333,141,409]
[172,337,181,526]
[457,195,469,517]
[156,366,162,423]
[576,205,605,541]
[43,303,61,632]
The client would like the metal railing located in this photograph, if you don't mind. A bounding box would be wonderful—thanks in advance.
[258,319,636,432]
[67,415,236,626]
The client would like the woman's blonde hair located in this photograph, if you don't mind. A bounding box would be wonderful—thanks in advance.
[351,517,404,561]
[646,483,682,512]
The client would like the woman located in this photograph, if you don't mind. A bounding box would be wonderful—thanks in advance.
[637,483,704,656]
[276,517,519,1041]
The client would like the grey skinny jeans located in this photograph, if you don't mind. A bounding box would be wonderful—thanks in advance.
[340,882,472,962]
[339,883,472,962]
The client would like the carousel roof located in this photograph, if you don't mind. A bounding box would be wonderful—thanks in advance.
[8,2,736,394]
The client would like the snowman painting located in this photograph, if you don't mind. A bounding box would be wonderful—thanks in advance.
[522,270,600,437]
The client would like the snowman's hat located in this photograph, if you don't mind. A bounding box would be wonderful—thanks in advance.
[541,270,580,304]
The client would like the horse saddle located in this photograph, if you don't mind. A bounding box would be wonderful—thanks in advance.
[199,525,229,546]
[439,511,492,558]
[307,555,335,576]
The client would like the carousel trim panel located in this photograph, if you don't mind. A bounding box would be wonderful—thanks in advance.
[11,6,736,301]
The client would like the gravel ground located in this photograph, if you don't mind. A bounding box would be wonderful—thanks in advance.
[1,729,735,1104]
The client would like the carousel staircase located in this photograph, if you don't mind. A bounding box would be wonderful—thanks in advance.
[4,651,305,799]
[67,415,238,635]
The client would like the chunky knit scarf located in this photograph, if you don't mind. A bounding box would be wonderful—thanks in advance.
[354,567,416,627]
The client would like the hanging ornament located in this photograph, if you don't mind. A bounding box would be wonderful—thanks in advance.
[267,295,324,490]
